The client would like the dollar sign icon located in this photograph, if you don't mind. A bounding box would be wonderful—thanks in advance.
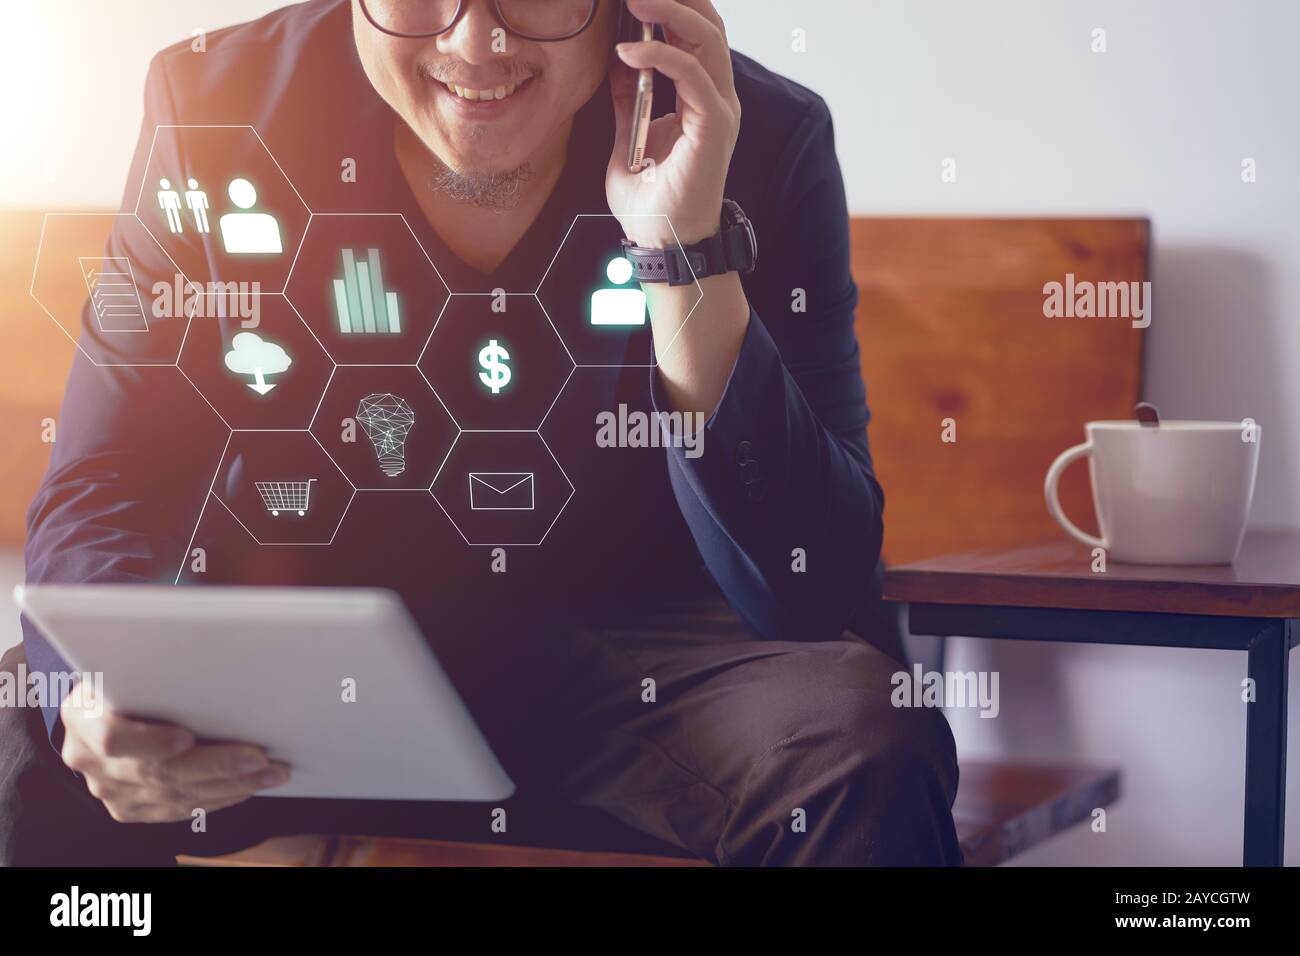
[477,338,512,395]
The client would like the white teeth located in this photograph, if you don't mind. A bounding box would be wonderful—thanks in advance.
[444,81,521,102]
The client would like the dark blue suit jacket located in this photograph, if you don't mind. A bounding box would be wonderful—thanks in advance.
[23,0,886,741]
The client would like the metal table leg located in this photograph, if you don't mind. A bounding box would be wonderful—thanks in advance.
[1243,619,1291,866]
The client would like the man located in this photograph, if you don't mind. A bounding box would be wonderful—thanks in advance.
[13,0,961,865]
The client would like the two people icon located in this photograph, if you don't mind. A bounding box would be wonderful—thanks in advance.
[156,176,282,255]
[157,178,209,234]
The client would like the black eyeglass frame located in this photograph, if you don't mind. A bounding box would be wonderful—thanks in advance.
[359,0,603,42]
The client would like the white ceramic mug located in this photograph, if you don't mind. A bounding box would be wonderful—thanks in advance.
[1044,420,1260,565]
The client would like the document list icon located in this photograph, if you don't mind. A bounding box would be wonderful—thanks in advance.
[80,257,148,332]
[468,472,535,511]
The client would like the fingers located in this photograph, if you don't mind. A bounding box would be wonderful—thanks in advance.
[60,698,289,824]
[99,764,288,824]
[66,705,195,762]
[88,755,290,824]
[83,757,276,824]
[182,761,291,801]
[142,742,272,788]
[626,0,734,98]
[616,40,729,122]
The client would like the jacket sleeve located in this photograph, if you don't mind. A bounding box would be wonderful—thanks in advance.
[652,101,884,644]
[21,53,225,743]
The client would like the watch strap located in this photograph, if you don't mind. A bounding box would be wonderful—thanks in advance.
[620,202,756,287]
[621,242,705,287]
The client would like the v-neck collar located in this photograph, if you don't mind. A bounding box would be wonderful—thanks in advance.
[369,84,617,293]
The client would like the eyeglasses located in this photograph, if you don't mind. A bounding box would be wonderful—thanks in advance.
[360,0,601,42]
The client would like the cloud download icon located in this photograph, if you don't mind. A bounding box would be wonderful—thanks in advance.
[224,331,292,395]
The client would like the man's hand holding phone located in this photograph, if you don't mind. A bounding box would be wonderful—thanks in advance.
[607,0,741,250]
[60,683,289,824]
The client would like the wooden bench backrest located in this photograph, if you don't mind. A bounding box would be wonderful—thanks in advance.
[851,218,1148,564]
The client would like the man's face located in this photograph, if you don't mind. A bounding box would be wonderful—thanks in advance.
[353,0,619,177]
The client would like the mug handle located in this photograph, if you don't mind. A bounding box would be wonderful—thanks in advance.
[1044,441,1107,551]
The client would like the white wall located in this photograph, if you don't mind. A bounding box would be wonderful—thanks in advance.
[4,0,1297,864]
[0,0,305,208]
[714,0,1300,866]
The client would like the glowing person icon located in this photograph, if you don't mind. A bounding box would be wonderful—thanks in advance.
[185,178,210,233]
[590,256,647,327]
[157,178,183,233]
[218,178,283,255]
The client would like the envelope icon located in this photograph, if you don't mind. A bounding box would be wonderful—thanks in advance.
[469,472,535,511]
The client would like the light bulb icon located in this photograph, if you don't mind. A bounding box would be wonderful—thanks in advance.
[356,392,415,478]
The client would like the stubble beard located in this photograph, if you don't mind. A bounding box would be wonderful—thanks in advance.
[417,63,535,211]
[427,150,532,212]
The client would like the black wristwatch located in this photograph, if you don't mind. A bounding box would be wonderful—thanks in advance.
[620,199,757,287]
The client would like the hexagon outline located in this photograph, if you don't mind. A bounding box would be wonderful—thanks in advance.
[132,124,312,294]
[309,370,457,492]
[306,363,436,432]
[422,291,575,431]
[428,429,574,547]
[177,366,232,431]
[207,428,358,547]
[29,211,201,368]
[533,213,704,369]
[284,211,451,365]
[280,292,345,372]
[176,291,337,432]
[414,361,466,434]
[539,363,578,430]
[176,431,236,583]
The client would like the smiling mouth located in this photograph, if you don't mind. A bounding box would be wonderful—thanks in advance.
[441,75,535,102]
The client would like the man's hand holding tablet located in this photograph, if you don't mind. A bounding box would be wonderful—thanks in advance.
[60,687,289,824]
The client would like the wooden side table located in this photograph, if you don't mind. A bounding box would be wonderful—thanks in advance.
[884,528,1299,866]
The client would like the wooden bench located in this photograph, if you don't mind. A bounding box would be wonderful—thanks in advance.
[177,762,1120,867]
[4,213,1143,865]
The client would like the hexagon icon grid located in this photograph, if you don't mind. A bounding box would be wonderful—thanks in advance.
[29,129,634,560]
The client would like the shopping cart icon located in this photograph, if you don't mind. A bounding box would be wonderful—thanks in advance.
[255,479,318,517]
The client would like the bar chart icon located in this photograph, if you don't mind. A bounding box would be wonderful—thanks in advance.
[332,248,401,335]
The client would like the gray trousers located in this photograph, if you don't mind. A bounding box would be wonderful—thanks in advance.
[1,601,961,866]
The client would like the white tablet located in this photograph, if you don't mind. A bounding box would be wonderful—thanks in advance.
[13,584,514,802]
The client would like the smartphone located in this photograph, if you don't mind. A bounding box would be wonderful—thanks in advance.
[624,17,654,173]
